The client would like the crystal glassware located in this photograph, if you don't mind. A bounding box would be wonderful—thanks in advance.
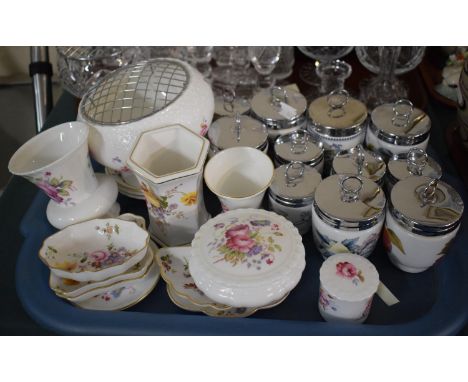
[316,59,352,95]
[248,46,281,89]
[56,46,142,98]
[272,46,295,82]
[356,46,426,109]
[187,46,213,79]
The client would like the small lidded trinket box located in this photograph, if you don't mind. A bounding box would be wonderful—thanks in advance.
[268,161,322,234]
[312,174,386,259]
[250,86,308,140]
[384,176,464,273]
[386,148,442,193]
[319,253,380,324]
[273,130,324,173]
[207,113,268,157]
[366,99,431,160]
[331,144,386,186]
[307,90,368,170]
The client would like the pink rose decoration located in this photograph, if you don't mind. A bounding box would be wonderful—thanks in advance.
[89,250,110,262]
[36,181,63,203]
[225,224,255,253]
[336,261,358,278]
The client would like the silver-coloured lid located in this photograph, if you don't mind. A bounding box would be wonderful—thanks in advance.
[269,162,322,206]
[332,144,386,184]
[387,148,442,184]
[274,130,324,166]
[390,176,463,236]
[250,86,307,130]
[208,113,268,151]
[308,90,368,137]
[80,58,189,125]
[370,99,431,145]
[314,174,386,230]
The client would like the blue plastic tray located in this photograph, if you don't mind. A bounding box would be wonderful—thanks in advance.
[15,172,468,335]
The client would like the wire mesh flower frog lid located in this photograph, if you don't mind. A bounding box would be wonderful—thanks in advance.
[308,90,368,137]
[320,253,379,302]
[269,161,322,207]
[208,113,268,151]
[389,176,463,236]
[314,174,386,230]
[80,58,189,125]
[332,144,386,184]
[370,99,431,145]
[250,86,307,130]
[189,208,306,308]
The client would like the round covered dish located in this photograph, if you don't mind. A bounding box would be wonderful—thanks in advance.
[312,174,386,259]
[273,130,324,173]
[384,176,464,273]
[366,99,431,159]
[77,58,214,185]
[250,86,307,140]
[319,253,379,324]
[208,113,268,156]
[268,161,322,234]
[331,144,386,185]
[307,90,368,166]
[189,209,306,308]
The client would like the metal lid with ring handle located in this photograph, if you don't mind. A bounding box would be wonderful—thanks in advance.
[274,130,324,166]
[313,174,386,230]
[214,87,250,117]
[268,161,322,207]
[370,99,431,145]
[332,144,386,184]
[208,112,268,152]
[250,86,307,130]
[387,148,442,184]
[389,176,463,236]
[307,89,368,137]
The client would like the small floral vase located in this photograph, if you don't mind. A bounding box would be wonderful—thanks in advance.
[8,121,119,229]
[128,125,210,246]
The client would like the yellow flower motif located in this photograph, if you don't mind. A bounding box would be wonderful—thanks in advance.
[180,191,197,206]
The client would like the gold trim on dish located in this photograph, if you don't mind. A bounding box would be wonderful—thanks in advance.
[154,249,232,311]
[38,216,151,274]
[166,284,290,318]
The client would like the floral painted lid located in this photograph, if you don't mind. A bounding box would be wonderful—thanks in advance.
[189,209,306,308]
[320,253,379,302]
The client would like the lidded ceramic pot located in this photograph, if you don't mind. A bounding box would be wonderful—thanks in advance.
[319,253,379,324]
[268,161,322,234]
[189,208,306,308]
[366,99,431,160]
[207,113,268,157]
[250,86,308,140]
[312,174,386,259]
[307,89,368,169]
[384,176,464,273]
[386,148,442,193]
[77,58,214,190]
[273,130,324,173]
[331,144,386,186]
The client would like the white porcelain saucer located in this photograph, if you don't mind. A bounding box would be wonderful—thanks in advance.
[46,173,120,229]
[74,249,160,311]
[105,167,145,200]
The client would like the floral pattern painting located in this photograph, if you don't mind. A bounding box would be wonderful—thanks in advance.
[382,226,406,255]
[112,156,131,173]
[207,217,284,271]
[46,243,138,272]
[319,288,337,312]
[336,261,365,286]
[27,171,76,205]
[140,182,195,233]
[200,119,209,136]
[98,286,136,302]
[314,230,379,259]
